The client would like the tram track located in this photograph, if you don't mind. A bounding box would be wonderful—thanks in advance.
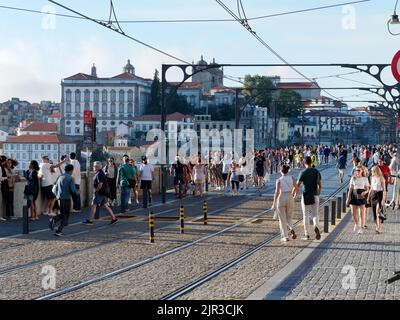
[161,179,350,300]
[31,164,339,300]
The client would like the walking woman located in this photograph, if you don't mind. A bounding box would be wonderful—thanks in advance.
[193,157,206,197]
[24,161,40,221]
[104,157,117,206]
[346,165,369,234]
[271,165,298,242]
[230,160,241,196]
[367,166,386,234]
[239,153,249,190]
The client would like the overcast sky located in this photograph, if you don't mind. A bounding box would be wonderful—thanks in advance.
[0,0,398,106]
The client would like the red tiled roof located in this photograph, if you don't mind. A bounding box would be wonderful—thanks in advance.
[111,72,150,81]
[133,112,193,122]
[22,122,58,132]
[6,135,71,144]
[64,73,98,81]
[277,82,319,89]
[107,146,132,151]
[350,106,369,111]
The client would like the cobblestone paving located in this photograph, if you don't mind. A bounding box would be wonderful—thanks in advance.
[269,209,400,300]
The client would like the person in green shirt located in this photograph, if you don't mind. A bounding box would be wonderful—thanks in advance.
[293,156,322,241]
[118,157,136,212]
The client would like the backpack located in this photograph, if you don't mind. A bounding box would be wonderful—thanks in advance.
[256,157,264,168]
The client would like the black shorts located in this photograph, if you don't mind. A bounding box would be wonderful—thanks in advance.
[174,174,185,186]
[42,185,56,200]
[222,173,228,181]
[140,180,152,190]
[256,167,264,177]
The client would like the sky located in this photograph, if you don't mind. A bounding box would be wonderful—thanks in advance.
[0,0,399,106]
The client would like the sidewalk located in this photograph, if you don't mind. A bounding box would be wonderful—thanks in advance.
[262,206,400,300]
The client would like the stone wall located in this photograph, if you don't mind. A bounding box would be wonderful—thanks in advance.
[0,167,173,218]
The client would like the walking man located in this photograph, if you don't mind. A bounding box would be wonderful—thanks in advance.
[139,156,154,208]
[84,161,118,225]
[293,156,322,241]
[70,152,81,212]
[336,152,347,184]
[117,156,135,212]
[49,164,78,236]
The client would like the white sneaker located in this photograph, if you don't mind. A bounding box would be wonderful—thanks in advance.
[135,199,139,205]
[280,237,289,242]
[48,212,57,217]
[353,224,358,232]
[0,217,6,221]
[358,228,363,234]
[43,212,49,216]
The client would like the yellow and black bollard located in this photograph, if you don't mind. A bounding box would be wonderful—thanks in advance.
[149,211,155,243]
[203,201,208,225]
[180,206,185,234]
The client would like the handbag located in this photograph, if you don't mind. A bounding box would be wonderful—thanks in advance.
[303,192,315,205]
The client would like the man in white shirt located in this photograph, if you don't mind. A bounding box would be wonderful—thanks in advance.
[139,156,154,208]
[39,155,66,216]
[69,152,81,212]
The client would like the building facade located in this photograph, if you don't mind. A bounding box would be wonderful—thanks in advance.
[3,135,77,171]
[61,60,151,136]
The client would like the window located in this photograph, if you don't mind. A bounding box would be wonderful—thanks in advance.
[66,127,71,134]
[75,128,81,134]
[54,153,57,160]
[41,145,45,151]
[47,145,51,151]
[102,90,108,102]
[111,103,116,113]
[75,90,81,102]
[190,96,196,106]
[75,121,80,126]
[66,103,71,113]
[102,121,107,125]
[110,90,116,102]
[128,90,133,102]
[22,144,27,150]
[119,90,125,102]
[54,145,58,151]
[84,103,90,111]
[102,103,108,114]
[84,89,90,102]
[94,103,99,114]
[66,89,72,102]
[34,153,38,159]
[128,103,133,114]
[142,125,147,131]
[75,103,81,114]
[94,90,100,102]
[119,103,124,114]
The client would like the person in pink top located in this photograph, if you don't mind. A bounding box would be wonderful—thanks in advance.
[193,157,206,197]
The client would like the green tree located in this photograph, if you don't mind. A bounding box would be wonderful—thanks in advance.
[276,89,303,118]
[145,69,161,115]
[243,75,275,110]
[166,91,194,114]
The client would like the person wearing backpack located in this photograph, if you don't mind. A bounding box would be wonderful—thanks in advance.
[117,157,135,213]
[84,161,118,225]
[293,156,322,241]
[49,164,79,236]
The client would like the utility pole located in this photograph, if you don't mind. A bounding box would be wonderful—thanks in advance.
[273,100,277,148]
[235,88,240,130]
[301,108,305,145]
[161,65,167,204]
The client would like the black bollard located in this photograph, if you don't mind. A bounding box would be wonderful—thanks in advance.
[337,197,342,219]
[180,206,185,234]
[22,206,29,235]
[324,205,329,233]
[149,211,155,243]
[331,200,336,226]
[342,192,347,213]
[203,201,208,225]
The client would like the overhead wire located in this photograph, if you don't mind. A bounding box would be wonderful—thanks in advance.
[215,0,343,101]
[0,1,371,23]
